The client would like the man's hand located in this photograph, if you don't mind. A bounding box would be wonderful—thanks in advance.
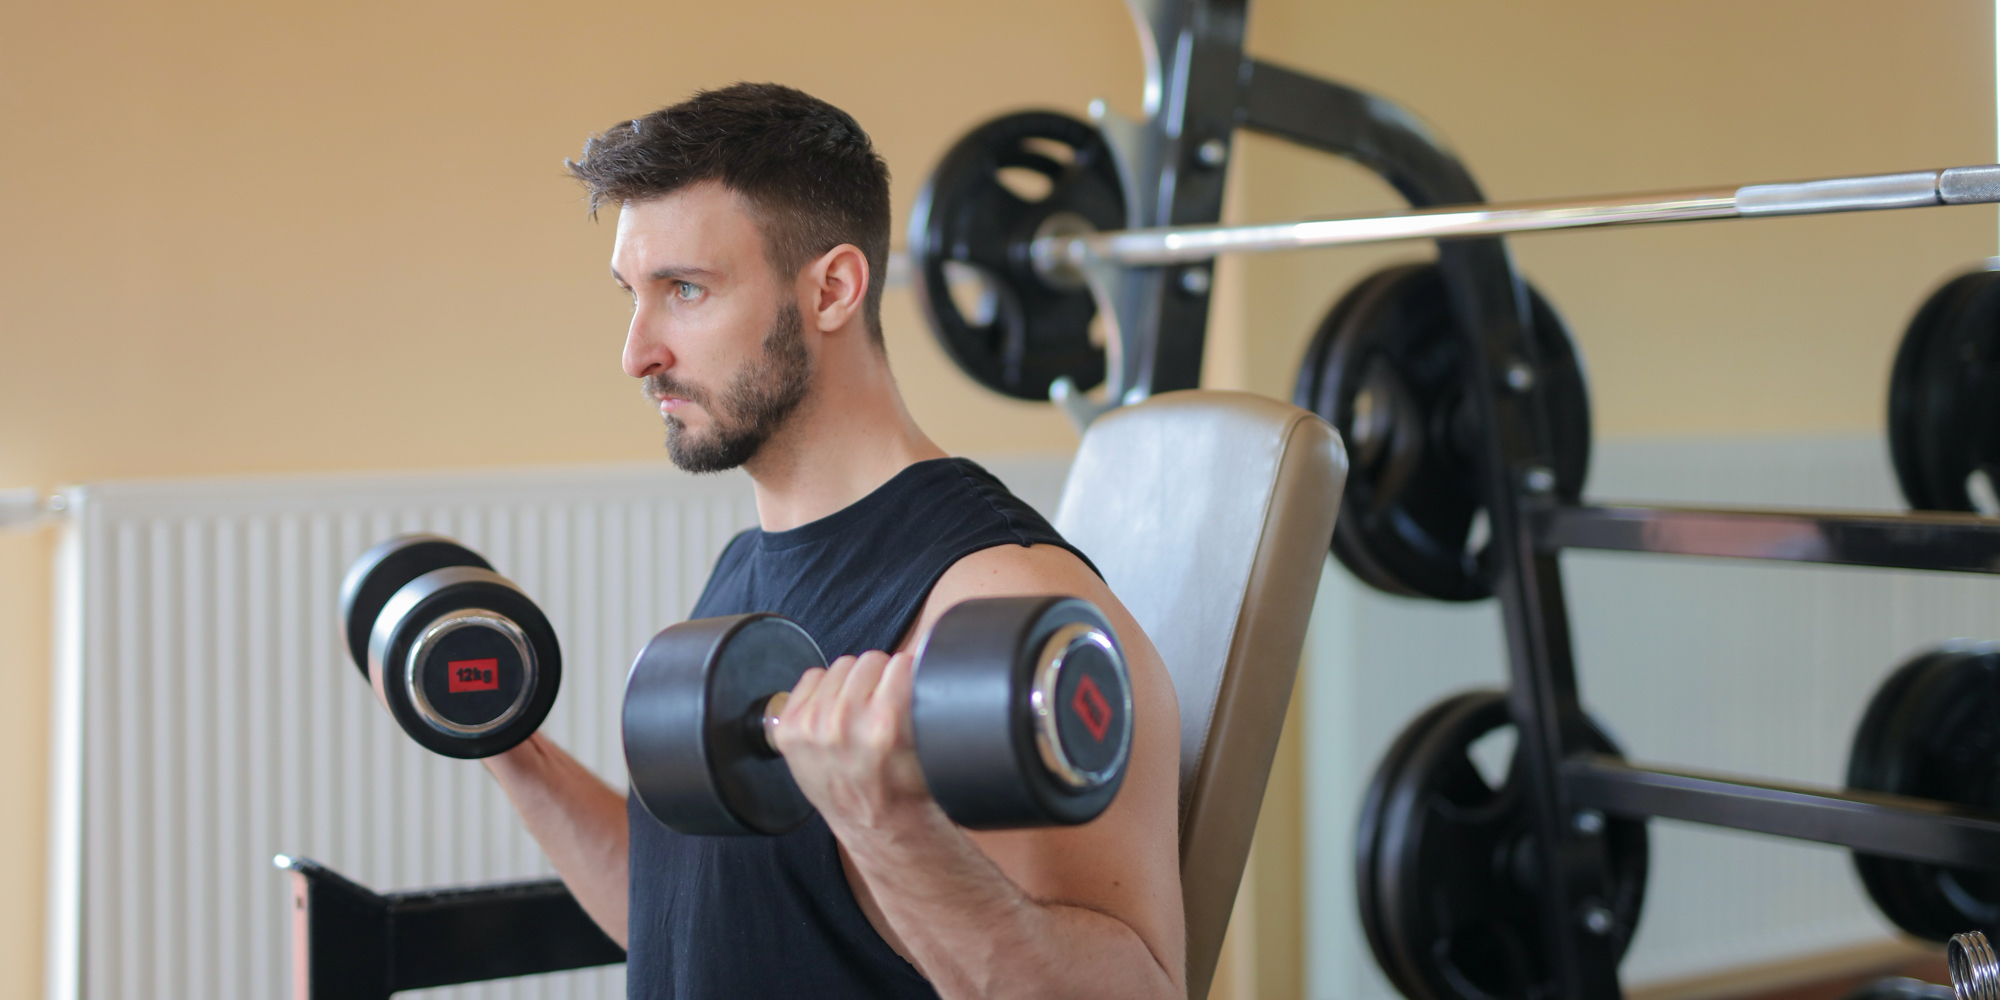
[770,650,938,838]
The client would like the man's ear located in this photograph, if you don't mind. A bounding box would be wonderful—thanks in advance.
[804,244,870,334]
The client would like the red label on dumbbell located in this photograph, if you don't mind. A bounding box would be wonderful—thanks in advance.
[1071,675,1112,742]
[447,658,500,693]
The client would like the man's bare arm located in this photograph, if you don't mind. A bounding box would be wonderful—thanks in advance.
[776,543,1186,1000]
[483,734,632,947]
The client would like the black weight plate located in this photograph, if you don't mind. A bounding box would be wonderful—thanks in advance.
[914,596,1131,829]
[909,111,1124,400]
[1355,691,1494,1000]
[1848,644,2000,941]
[1888,269,2000,512]
[624,613,822,836]
[340,534,492,679]
[1363,690,1648,1000]
[368,566,561,759]
[1293,267,1403,463]
[1296,264,1591,601]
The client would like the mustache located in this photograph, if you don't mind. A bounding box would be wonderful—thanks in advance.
[642,373,708,408]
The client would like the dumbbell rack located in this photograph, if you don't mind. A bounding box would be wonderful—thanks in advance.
[1100,3,2000,1000]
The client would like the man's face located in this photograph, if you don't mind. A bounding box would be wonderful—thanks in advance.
[613,183,813,473]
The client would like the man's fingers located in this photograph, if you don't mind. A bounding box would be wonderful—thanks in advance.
[878,651,918,737]
[878,651,916,709]
[837,650,892,706]
[788,664,827,703]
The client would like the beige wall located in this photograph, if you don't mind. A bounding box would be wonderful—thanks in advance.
[1,0,1991,996]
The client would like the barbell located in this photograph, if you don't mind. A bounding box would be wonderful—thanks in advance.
[1035,162,2000,275]
[907,110,2000,403]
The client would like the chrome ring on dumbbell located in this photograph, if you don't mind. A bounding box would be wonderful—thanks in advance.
[404,608,538,737]
[1029,621,1131,791]
[365,561,561,759]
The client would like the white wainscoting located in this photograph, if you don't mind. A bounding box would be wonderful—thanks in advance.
[1303,433,1987,999]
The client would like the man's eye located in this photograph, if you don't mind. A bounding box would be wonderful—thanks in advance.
[675,282,702,302]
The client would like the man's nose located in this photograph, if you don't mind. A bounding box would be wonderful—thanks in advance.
[623,305,671,379]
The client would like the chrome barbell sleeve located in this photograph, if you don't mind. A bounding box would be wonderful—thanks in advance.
[1950,929,2000,1000]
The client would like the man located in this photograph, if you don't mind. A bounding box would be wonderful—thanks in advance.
[482,83,1187,999]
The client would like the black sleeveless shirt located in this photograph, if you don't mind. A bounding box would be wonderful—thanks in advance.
[626,457,1095,999]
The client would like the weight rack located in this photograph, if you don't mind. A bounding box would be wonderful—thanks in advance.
[1092,3,2000,1000]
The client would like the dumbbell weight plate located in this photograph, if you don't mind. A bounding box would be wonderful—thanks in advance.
[340,534,493,679]
[1848,644,2000,941]
[909,110,1124,401]
[624,614,822,836]
[368,565,562,759]
[1888,268,2000,512]
[1360,690,1647,1000]
[914,595,1133,829]
[1295,263,1591,602]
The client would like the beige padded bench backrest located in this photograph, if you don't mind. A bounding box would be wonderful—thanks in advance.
[1054,390,1347,1000]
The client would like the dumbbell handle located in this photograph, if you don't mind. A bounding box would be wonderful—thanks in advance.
[756,691,790,757]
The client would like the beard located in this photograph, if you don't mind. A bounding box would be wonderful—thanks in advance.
[642,300,813,474]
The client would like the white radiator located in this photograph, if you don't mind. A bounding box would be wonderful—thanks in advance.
[1303,433,1984,999]
[42,457,1070,1000]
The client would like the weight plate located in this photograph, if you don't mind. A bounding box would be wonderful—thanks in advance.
[1888,269,2000,512]
[914,596,1132,828]
[624,613,822,836]
[1849,644,2000,941]
[367,566,561,759]
[1362,690,1648,1000]
[1355,691,1493,1000]
[1296,264,1590,601]
[908,111,1124,400]
[340,534,492,679]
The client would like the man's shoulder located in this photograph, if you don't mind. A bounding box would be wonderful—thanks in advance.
[922,543,1113,625]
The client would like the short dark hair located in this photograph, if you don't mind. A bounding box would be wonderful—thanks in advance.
[567,83,892,343]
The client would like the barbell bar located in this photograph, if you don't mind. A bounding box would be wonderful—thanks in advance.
[1031,163,2000,280]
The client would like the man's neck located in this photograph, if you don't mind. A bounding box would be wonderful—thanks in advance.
[742,350,947,533]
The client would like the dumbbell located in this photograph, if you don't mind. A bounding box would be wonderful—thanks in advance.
[339,535,561,758]
[623,595,1134,835]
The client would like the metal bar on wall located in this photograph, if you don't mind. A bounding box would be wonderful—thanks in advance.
[1567,756,2000,869]
[1538,504,2000,574]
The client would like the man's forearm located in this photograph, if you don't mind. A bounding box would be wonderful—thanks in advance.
[483,733,631,947]
[836,805,1181,1000]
